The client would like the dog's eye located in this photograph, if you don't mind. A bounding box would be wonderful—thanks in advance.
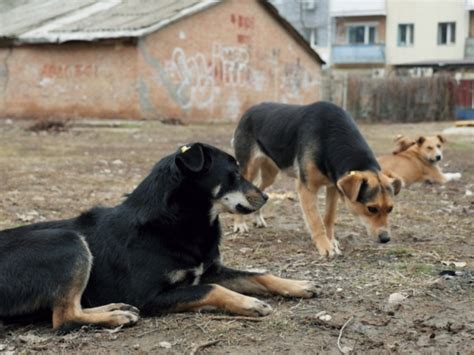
[367,206,379,214]
[387,206,393,213]
[436,144,441,148]
[427,146,433,150]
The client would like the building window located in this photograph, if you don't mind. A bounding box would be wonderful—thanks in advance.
[398,24,414,46]
[438,22,455,45]
[348,25,377,45]
[305,28,318,47]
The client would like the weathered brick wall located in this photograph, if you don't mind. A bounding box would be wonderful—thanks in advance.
[0,0,321,121]
[138,0,322,121]
[0,42,139,119]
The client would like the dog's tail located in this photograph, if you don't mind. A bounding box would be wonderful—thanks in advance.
[393,135,415,154]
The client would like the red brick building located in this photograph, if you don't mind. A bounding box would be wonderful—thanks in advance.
[0,0,323,122]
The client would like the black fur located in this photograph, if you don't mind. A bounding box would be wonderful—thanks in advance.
[234,101,381,183]
[0,143,269,324]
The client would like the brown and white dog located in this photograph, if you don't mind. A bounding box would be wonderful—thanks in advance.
[378,135,461,187]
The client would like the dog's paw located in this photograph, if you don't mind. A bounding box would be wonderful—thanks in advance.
[233,221,249,233]
[254,213,267,228]
[242,296,273,316]
[282,280,320,298]
[332,239,343,256]
[108,310,140,328]
[107,303,140,315]
[315,237,337,258]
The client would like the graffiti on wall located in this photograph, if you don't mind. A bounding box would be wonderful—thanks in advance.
[40,63,99,78]
[162,44,251,110]
[139,38,318,119]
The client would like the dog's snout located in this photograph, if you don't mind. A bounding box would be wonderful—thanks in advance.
[378,231,390,243]
[436,155,442,161]
[262,192,269,202]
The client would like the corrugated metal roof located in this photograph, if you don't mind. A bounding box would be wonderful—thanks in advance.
[0,0,324,64]
[0,0,219,43]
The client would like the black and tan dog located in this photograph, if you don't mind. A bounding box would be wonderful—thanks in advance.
[0,143,317,330]
[233,101,402,257]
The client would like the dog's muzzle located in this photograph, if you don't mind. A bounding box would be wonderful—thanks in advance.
[236,203,256,214]
[378,231,390,243]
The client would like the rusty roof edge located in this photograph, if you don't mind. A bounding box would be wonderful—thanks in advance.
[15,0,221,44]
[258,0,325,65]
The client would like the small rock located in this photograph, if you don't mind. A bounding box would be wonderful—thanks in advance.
[159,341,172,349]
[239,247,252,254]
[5,119,12,125]
[336,287,343,292]
[132,343,140,350]
[388,292,407,304]
[466,189,473,196]
[441,260,466,268]
[0,344,6,351]
[112,159,124,165]
[319,314,332,321]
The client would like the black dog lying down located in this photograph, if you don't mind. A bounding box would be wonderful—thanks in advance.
[0,143,317,330]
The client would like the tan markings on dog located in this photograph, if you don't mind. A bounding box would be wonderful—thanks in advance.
[295,160,335,256]
[378,135,451,186]
[296,179,333,257]
[52,241,138,329]
[337,171,399,239]
[179,284,272,317]
[250,275,318,298]
[324,186,339,242]
[214,274,317,298]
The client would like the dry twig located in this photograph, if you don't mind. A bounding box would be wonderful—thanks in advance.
[190,339,220,355]
[337,316,354,354]
[205,316,264,322]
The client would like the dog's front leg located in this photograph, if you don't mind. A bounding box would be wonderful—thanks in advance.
[201,265,318,298]
[141,284,272,317]
[296,180,335,257]
[324,186,342,255]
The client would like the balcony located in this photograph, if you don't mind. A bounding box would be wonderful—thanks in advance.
[465,37,474,58]
[332,44,385,65]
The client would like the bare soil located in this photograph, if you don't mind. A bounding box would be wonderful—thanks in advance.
[0,119,472,354]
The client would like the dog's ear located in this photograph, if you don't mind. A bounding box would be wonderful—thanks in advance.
[337,171,365,202]
[175,143,211,174]
[382,171,403,195]
[416,136,426,146]
[437,134,446,144]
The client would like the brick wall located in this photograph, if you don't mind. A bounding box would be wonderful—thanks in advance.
[0,0,321,122]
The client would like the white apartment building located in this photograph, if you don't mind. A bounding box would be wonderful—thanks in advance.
[329,0,473,71]
[386,0,469,66]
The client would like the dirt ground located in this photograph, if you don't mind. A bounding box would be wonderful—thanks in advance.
[0,118,472,354]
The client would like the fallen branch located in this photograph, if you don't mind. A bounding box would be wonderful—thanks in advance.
[337,316,354,354]
[190,340,220,355]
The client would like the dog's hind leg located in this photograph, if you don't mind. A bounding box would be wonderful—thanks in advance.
[324,186,342,255]
[51,234,139,330]
[201,265,319,299]
[254,158,279,228]
[233,154,262,233]
[141,284,272,317]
